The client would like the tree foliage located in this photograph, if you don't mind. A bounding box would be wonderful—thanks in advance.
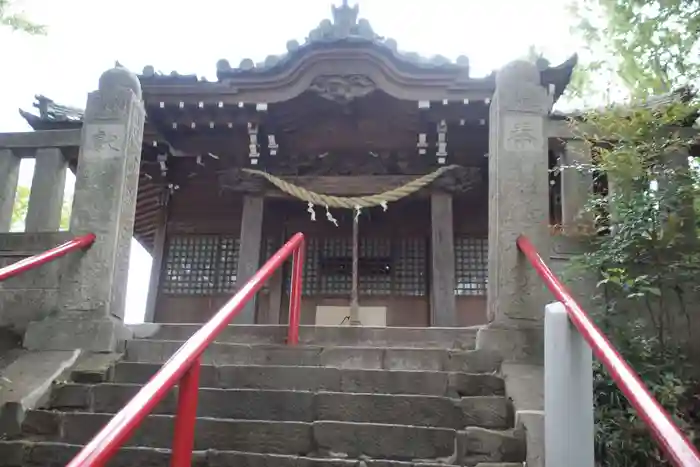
[0,0,45,34]
[568,0,700,101]
[566,98,700,464]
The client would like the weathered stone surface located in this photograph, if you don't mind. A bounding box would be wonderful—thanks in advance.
[0,289,58,335]
[458,428,525,465]
[501,363,544,411]
[5,326,521,465]
[112,361,217,387]
[0,441,467,467]
[24,410,314,453]
[447,373,505,397]
[217,365,341,392]
[458,397,511,429]
[487,59,551,325]
[516,410,544,467]
[315,392,461,428]
[0,441,209,467]
[124,341,497,373]
[44,384,511,431]
[339,369,449,396]
[476,326,544,364]
[0,232,75,333]
[24,315,132,353]
[0,350,80,436]
[312,421,456,460]
[68,352,122,383]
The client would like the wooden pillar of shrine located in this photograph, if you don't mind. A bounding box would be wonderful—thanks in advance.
[144,202,168,323]
[235,195,264,324]
[430,191,457,327]
[561,139,593,235]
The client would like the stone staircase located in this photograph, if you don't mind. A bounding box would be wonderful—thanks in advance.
[0,326,526,467]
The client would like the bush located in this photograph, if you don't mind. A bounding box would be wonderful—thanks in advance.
[593,320,699,466]
[566,96,700,465]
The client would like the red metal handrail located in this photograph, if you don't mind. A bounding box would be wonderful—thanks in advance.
[66,232,305,467]
[0,233,96,282]
[517,234,700,467]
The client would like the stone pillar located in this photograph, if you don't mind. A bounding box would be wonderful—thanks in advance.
[485,60,552,329]
[0,149,21,232]
[430,191,457,327]
[560,139,593,235]
[25,148,68,232]
[24,66,145,352]
[235,195,264,324]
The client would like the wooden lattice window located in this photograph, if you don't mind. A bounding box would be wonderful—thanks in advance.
[454,236,487,296]
[301,236,427,297]
[162,235,240,295]
[302,237,320,296]
[393,238,427,296]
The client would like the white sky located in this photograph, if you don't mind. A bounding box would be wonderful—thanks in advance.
[0,0,578,323]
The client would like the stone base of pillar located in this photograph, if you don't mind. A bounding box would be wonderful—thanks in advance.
[23,314,132,352]
[476,323,544,364]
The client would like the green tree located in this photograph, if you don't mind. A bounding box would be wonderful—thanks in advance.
[11,186,71,231]
[566,96,700,465]
[0,0,45,34]
[568,0,700,101]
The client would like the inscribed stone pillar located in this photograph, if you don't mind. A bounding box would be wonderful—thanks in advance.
[486,60,551,326]
[561,139,593,235]
[23,66,145,352]
[430,191,457,327]
[25,148,68,232]
[0,149,20,232]
[235,195,264,324]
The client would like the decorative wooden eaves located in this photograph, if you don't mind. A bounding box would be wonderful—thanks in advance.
[137,2,578,106]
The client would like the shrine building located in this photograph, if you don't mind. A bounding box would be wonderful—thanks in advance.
[18,2,577,328]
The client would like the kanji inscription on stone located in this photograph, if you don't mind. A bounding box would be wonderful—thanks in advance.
[86,124,124,155]
[502,115,543,152]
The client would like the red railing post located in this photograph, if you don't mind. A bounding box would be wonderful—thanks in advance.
[516,234,700,467]
[287,241,304,345]
[170,358,201,467]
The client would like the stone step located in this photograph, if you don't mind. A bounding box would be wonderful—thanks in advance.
[0,441,496,467]
[113,363,505,397]
[124,340,501,373]
[19,411,523,464]
[47,383,511,429]
[129,324,479,350]
[459,428,526,466]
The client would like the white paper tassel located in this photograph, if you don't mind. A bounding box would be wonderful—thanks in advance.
[326,206,338,227]
[307,202,316,221]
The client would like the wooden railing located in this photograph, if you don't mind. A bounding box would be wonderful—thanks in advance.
[66,232,306,467]
[517,234,700,467]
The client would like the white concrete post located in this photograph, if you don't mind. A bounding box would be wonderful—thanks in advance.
[544,301,595,467]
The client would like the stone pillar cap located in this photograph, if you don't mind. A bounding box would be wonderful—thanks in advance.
[496,60,540,87]
[98,64,142,100]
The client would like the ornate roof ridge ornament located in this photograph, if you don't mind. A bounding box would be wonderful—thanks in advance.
[307,1,379,43]
[331,0,359,38]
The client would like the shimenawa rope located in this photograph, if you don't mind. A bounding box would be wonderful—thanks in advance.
[241,164,460,209]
